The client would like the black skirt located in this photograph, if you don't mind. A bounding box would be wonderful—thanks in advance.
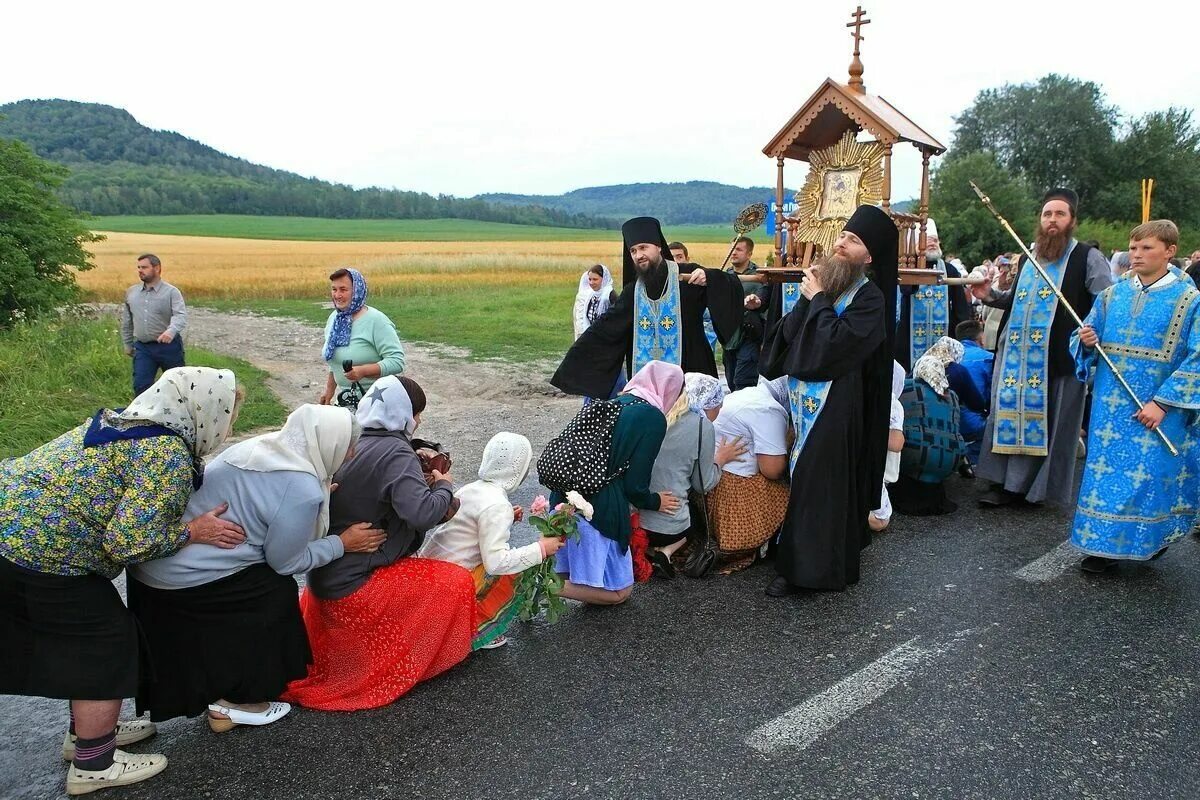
[128,563,311,721]
[890,474,959,516]
[0,556,141,700]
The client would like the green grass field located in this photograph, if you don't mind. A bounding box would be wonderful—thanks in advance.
[90,215,738,243]
[0,313,287,458]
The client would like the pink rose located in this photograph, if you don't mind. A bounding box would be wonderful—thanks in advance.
[554,502,566,512]
[530,495,550,516]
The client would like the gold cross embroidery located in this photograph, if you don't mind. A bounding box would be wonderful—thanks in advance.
[638,316,652,331]
[785,284,797,296]
[1038,286,1053,300]
[1030,330,1044,343]
[915,326,927,337]
[933,325,945,337]
[1017,289,1028,301]
[1010,331,1021,344]
[1004,374,1017,388]
[660,315,676,331]
[803,396,820,414]
[1028,375,1042,389]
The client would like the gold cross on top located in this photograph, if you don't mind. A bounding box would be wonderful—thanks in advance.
[847,6,870,51]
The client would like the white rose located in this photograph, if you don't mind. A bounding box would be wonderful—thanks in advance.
[564,491,594,521]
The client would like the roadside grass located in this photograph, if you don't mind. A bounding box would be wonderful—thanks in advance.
[0,313,287,458]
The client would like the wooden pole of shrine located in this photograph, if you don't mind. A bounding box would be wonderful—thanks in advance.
[881,142,892,213]
[917,149,931,257]
[775,155,785,266]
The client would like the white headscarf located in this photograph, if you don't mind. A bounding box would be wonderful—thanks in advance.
[913,337,965,397]
[758,375,791,410]
[573,265,613,339]
[217,404,360,540]
[109,366,237,458]
[477,432,532,493]
[890,360,905,401]
[684,373,726,415]
[356,375,416,435]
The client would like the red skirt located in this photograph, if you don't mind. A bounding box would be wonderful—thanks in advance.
[282,558,476,711]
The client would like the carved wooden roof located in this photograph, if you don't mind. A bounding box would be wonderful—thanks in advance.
[763,78,945,162]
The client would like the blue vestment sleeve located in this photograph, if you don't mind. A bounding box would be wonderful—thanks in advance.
[1153,294,1200,412]
[1071,287,1108,384]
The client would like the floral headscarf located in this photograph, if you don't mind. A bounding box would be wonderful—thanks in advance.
[684,373,726,415]
[913,337,965,397]
[107,367,238,458]
[323,268,368,361]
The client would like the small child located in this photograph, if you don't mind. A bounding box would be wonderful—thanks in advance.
[869,361,906,532]
[417,433,563,648]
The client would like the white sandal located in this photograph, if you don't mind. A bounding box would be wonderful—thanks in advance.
[206,701,291,733]
[63,718,157,761]
[66,749,168,795]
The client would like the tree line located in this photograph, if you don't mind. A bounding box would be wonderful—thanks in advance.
[930,74,1200,264]
[0,100,614,229]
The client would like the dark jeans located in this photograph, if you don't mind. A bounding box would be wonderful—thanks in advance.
[132,338,185,397]
[722,340,761,392]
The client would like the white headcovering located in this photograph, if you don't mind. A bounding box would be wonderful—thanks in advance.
[218,404,360,540]
[110,366,237,458]
[891,360,905,401]
[757,375,791,409]
[684,372,726,414]
[573,265,614,339]
[925,218,939,240]
[356,375,416,436]
[913,337,965,397]
[477,432,532,493]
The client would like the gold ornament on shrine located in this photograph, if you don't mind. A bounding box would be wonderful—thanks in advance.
[756,6,948,286]
[792,130,885,256]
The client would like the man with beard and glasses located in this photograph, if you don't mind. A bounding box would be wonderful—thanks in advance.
[894,219,974,373]
[552,217,744,398]
[969,188,1113,508]
[760,205,897,595]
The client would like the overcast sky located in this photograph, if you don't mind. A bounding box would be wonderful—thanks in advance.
[4,0,1197,202]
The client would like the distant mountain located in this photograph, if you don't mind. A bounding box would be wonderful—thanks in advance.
[0,99,610,228]
[477,181,798,226]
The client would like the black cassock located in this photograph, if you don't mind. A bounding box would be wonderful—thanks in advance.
[893,262,974,372]
[551,261,745,399]
[761,282,891,590]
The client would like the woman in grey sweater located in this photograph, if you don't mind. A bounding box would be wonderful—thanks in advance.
[128,405,385,732]
[642,373,746,579]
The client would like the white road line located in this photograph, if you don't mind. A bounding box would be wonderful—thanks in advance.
[1013,540,1077,583]
[745,630,975,754]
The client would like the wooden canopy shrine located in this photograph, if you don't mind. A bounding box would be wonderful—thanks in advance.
[760,7,947,285]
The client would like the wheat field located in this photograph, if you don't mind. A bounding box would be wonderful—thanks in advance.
[80,232,740,302]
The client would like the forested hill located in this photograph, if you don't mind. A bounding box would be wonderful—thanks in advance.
[0,99,610,227]
[477,181,797,226]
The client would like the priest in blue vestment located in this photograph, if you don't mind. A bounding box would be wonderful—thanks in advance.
[970,188,1114,508]
[551,217,744,399]
[894,219,974,373]
[1069,220,1200,573]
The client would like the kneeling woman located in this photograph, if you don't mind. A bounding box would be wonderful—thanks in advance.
[129,404,377,731]
[285,376,477,711]
[551,361,683,605]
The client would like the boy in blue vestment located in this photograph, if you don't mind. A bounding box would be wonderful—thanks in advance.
[1071,220,1200,573]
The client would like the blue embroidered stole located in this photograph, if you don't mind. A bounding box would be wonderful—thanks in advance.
[787,276,870,474]
[781,282,802,316]
[992,241,1076,456]
[633,260,684,373]
[908,262,951,369]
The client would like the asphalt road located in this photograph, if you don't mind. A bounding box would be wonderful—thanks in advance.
[4,473,1199,800]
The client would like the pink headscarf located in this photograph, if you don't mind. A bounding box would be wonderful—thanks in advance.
[623,361,685,413]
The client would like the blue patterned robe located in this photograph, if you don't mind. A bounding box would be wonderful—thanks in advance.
[1069,272,1200,559]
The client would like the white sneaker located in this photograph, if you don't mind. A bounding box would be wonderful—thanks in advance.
[63,719,157,761]
[479,636,509,650]
[206,701,291,733]
[66,749,167,795]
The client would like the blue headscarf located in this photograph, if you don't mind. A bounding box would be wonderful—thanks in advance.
[323,268,368,362]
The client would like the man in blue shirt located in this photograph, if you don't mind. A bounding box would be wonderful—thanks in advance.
[952,319,993,466]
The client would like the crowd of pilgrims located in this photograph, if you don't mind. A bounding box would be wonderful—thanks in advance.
[3,192,1200,795]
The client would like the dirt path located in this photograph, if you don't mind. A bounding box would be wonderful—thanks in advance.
[180,306,580,479]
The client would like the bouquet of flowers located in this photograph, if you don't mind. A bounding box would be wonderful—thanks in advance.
[515,491,593,624]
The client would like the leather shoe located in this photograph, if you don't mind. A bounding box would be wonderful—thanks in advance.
[978,488,1016,507]
[648,549,676,580]
[1080,555,1117,573]
[765,576,800,597]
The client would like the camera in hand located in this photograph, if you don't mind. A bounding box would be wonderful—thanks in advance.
[337,359,364,410]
